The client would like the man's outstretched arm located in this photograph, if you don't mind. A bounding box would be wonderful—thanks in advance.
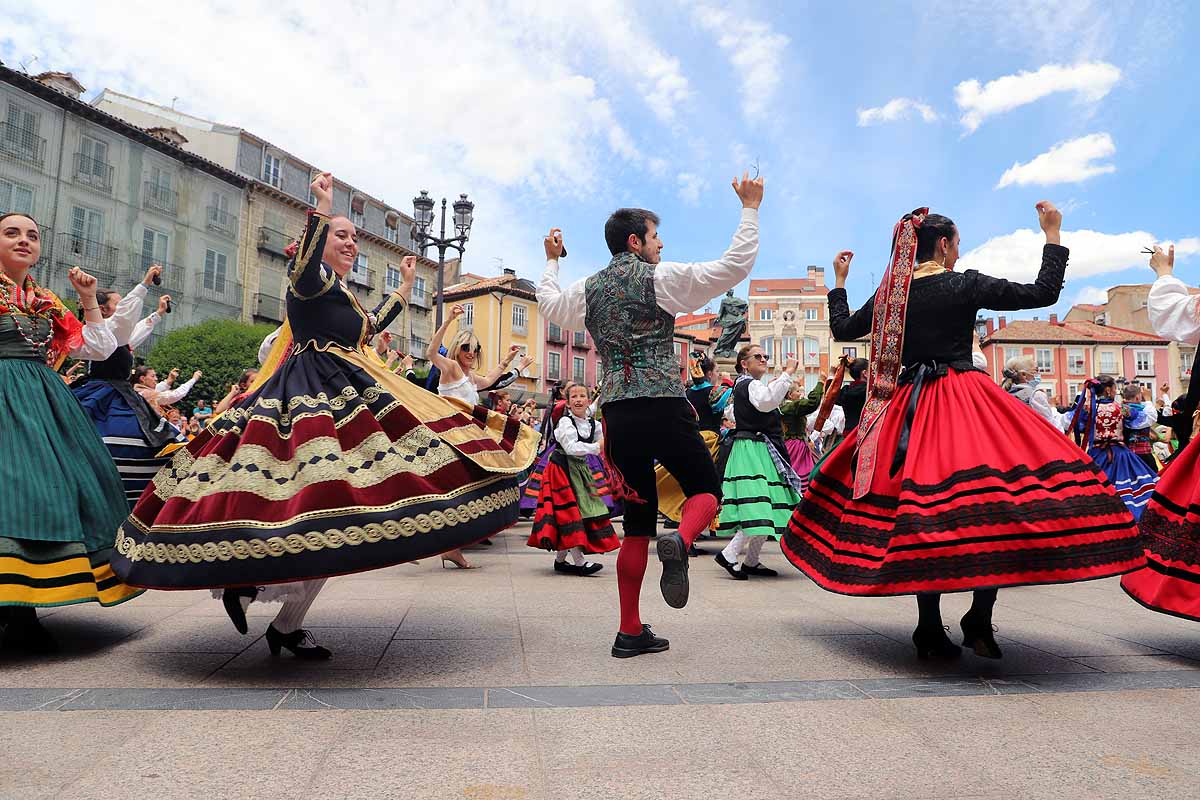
[537,227,587,328]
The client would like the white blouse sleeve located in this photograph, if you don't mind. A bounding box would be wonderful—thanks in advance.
[556,416,601,457]
[747,373,792,412]
[537,260,588,329]
[127,313,159,349]
[68,322,119,361]
[653,209,759,315]
[105,283,147,346]
[156,375,198,405]
[1148,275,1200,344]
[1030,389,1068,432]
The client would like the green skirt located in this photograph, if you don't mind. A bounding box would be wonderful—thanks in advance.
[0,358,140,608]
[716,438,801,540]
[566,456,609,520]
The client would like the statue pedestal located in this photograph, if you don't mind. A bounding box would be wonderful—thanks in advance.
[713,355,738,378]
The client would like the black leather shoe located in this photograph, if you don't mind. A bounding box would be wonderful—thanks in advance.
[961,614,1003,659]
[611,624,670,658]
[0,608,57,654]
[740,563,778,577]
[715,552,747,580]
[662,519,680,529]
[553,560,578,575]
[912,625,962,661]
[265,625,332,660]
[656,533,690,608]
[578,562,604,575]
[222,587,259,635]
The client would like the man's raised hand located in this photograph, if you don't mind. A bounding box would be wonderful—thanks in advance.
[544,228,565,260]
[732,171,765,210]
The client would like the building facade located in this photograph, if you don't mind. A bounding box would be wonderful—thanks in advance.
[93,90,446,360]
[543,317,599,389]
[979,314,1171,406]
[440,270,542,394]
[1,67,248,353]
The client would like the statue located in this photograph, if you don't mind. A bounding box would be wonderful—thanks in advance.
[713,289,749,357]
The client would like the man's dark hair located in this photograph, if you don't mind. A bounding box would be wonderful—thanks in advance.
[913,212,956,263]
[604,208,660,256]
[848,358,869,381]
[96,289,116,308]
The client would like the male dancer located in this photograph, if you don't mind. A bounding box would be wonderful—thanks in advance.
[539,173,763,657]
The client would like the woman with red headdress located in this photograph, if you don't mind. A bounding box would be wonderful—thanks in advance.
[1122,244,1200,621]
[780,202,1144,661]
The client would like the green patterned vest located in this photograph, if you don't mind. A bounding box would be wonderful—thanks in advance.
[585,252,682,406]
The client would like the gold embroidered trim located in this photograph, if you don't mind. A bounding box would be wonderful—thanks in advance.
[289,214,337,299]
[116,486,521,565]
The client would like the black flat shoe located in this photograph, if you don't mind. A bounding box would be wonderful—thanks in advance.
[578,562,604,576]
[715,552,747,580]
[656,533,690,608]
[912,625,962,661]
[553,560,578,575]
[961,614,1003,659]
[265,625,332,660]
[611,624,669,658]
[222,587,259,635]
[740,563,778,577]
[1,609,58,654]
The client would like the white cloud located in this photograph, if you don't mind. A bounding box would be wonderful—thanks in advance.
[962,228,1197,283]
[856,98,940,127]
[677,172,707,205]
[691,5,790,121]
[1072,286,1110,306]
[996,133,1116,188]
[955,62,1121,133]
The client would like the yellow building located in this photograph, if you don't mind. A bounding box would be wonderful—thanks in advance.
[439,269,542,394]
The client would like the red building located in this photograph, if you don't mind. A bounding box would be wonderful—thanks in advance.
[542,318,601,388]
[978,313,1171,406]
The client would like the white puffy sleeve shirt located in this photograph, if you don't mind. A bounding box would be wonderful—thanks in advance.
[556,414,602,457]
[1148,274,1200,344]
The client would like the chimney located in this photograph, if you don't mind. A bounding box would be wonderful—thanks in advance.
[1049,313,1059,325]
[998,316,1007,330]
[34,71,85,99]
[986,319,995,336]
[502,267,516,276]
[146,126,188,147]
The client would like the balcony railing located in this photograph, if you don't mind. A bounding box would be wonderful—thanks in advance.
[144,182,178,216]
[547,325,566,344]
[254,292,284,322]
[73,152,114,194]
[0,123,46,169]
[193,270,242,307]
[257,226,291,257]
[55,233,119,287]
[410,288,430,308]
[409,337,430,356]
[347,267,376,289]
[573,331,589,349]
[512,322,528,337]
[207,206,237,238]
[128,254,185,293]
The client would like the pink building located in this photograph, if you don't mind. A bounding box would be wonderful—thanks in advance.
[543,319,601,388]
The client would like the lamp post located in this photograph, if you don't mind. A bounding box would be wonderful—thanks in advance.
[412,190,474,328]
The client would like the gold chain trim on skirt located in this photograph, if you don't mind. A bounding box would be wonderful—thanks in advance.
[117,486,520,565]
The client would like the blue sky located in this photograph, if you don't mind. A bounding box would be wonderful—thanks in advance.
[4,0,1196,319]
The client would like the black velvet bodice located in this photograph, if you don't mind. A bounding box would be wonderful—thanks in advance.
[88,345,134,380]
[829,243,1068,369]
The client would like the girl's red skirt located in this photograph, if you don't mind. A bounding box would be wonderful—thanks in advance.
[527,457,619,554]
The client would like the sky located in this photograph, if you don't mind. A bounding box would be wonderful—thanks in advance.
[3,0,1197,319]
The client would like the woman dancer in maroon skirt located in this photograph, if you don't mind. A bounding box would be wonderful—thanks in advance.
[781,202,1143,660]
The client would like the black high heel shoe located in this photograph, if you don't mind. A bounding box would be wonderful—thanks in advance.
[912,625,962,661]
[265,625,332,660]
[961,614,1003,659]
[222,587,259,635]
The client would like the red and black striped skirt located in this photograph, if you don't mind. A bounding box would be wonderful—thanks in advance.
[527,457,619,554]
[782,369,1144,596]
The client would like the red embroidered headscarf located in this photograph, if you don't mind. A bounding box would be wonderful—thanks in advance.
[852,208,927,499]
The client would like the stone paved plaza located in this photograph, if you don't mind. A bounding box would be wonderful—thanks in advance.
[2,521,1199,799]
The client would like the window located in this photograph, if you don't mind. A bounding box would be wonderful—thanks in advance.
[573,356,585,383]
[385,264,401,292]
[203,249,228,293]
[1067,382,1082,402]
[1182,348,1196,380]
[574,330,587,348]
[547,351,561,379]
[842,347,857,358]
[1099,351,1117,374]
[351,198,366,228]
[263,153,282,187]
[1134,349,1153,375]
[803,336,820,366]
[461,303,474,328]
[3,102,40,160]
[760,337,774,361]
[804,307,818,321]
[782,335,797,361]
[79,135,109,184]
[385,216,400,243]
[1067,348,1086,375]
[412,276,426,304]
[351,253,369,284]
[1004,346,1021,363]
[69,206,104,258]
[148,164,172,192]
[140,227,168,270]
[548,322,562,341]
[1035,348,1053,373]
[512,303,528,334]
[0,178,34,215]
[759,308,773,321]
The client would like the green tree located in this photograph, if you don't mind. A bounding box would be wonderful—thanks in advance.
[146,318,277,404]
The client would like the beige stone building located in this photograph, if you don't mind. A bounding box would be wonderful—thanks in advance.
[94,90,449,359]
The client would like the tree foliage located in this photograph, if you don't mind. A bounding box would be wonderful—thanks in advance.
[146,318,276,404]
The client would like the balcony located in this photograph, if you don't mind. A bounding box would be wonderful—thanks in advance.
[347,267,376,289]
[143,182,178,216]
[128,254,185,294]
[207,206,237,238]
[254,292,284,323]
[55,232,119,287]
[0,123,46,169]
[409,337,430,356]
[547,324,566,345]
[73,152,114,194]
[193,270,242,308]
[257,226,291,258]
[410,288,430,308]
[573,331,589,349]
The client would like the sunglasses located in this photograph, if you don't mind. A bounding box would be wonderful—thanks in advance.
[750,353,770,363]
[460,343,482,354]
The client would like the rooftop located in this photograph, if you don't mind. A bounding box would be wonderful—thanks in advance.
[441,272,537,301]
[983,317,1169,345]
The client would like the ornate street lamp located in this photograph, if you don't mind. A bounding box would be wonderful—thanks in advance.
[412,189,474,328]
